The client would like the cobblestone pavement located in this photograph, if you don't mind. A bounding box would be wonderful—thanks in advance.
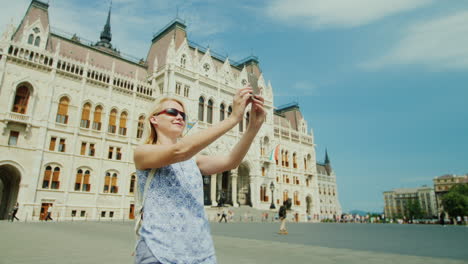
[1,221,467,264]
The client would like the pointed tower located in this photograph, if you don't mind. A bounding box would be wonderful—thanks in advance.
[325,149,330,164]
[95,2,116,52]
[324,149,332,175]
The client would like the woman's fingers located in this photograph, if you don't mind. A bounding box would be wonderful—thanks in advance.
[239,89,253,98]
[252,95,265,103]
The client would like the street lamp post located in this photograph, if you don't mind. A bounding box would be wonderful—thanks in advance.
[270,182,276,209]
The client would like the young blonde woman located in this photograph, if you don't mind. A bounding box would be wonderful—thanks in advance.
[133,86,265,264]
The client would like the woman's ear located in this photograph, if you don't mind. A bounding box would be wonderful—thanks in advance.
[149,116,158,126]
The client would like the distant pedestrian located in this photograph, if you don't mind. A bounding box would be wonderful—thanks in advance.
[219,210,227,223]
[278,201,288,234]
[45,205,53,221]
[228,210,234,222]
[439,212,446,226]
[456,216,462,225]
[10,202,19,222]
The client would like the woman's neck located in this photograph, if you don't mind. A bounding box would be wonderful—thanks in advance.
[156,133,177,145]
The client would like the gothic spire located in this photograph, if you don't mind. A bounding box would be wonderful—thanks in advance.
[96,1,112,48]
[325,148,330,164]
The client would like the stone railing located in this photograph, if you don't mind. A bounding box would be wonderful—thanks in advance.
[57,57,84,78]
[5,112,32,124]
[7,44,54,69]
[7,42,154,99]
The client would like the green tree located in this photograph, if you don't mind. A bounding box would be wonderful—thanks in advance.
[441,183,468,217]
[406,199,423,221]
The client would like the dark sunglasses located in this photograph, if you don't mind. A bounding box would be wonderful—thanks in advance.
[156,108,186,121]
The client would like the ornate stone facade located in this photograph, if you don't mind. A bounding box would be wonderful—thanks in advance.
[0,0,341,222]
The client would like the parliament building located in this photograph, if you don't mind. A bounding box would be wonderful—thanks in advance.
[0,0,342,222]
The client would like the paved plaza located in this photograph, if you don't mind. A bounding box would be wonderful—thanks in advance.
[1,221,467,264]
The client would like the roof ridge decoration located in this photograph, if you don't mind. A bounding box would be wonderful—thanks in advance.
[166,35,176,64]
[239,66,248,89]
[200,48,215,78]
[175,37,193,70]
[221,57,233,86]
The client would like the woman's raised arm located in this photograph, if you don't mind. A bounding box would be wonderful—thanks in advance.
[134,87,253,170]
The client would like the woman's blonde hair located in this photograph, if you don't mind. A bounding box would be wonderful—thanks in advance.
[141,97,186,145]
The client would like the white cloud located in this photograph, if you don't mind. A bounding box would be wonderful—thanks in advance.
[275,80,318,96]
[362,11,468,70]
[266,0,433,29]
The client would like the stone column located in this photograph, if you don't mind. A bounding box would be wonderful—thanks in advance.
[231,170,238,207]
[210,174,217,206]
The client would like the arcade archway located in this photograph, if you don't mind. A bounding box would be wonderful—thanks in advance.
[0,164,21,220]
[237,163,251,206]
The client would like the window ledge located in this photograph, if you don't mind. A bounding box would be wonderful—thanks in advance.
[38,189,65,193]
[100,193,123,197]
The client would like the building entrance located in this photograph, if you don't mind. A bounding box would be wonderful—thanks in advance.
[237,164,251,206]
[0,165,21,220]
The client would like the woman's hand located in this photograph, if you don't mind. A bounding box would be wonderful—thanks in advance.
[248,94,266,131]
[231,86,253,123]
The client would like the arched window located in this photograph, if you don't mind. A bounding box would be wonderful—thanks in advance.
[119,112,127,136]
[283,190,289,203]
[103,172,110,193]
[293,153,297,169]
[75,169,91,192]
[83,170,91,192]
[219,103,225,121]
[294,191,299,206]
[34,36,40,47]
[40,165,61,189]
[75,169,83,191]
[281,150,285,166]
[51,167,61,189]
[227,106,232,117]
[129,175,136,194]
[261,136,269,157]
[111,173,118,193]
[80,103,91,128]
[12,85,30,114]
[136,115,144,139]
[180,54,186,68]
[108,109,117,133]
[93,105,103,130]
[207,99,213,124]
[42,166,52,189]
[260,185,268,202]
[285,151,289,167]
[56,97,69,124]
[28,34,34,44]
[198,97,205,121]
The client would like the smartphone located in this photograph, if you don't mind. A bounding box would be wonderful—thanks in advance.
[247,73,260,95]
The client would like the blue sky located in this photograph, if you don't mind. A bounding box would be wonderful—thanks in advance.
[2,0,467,212]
